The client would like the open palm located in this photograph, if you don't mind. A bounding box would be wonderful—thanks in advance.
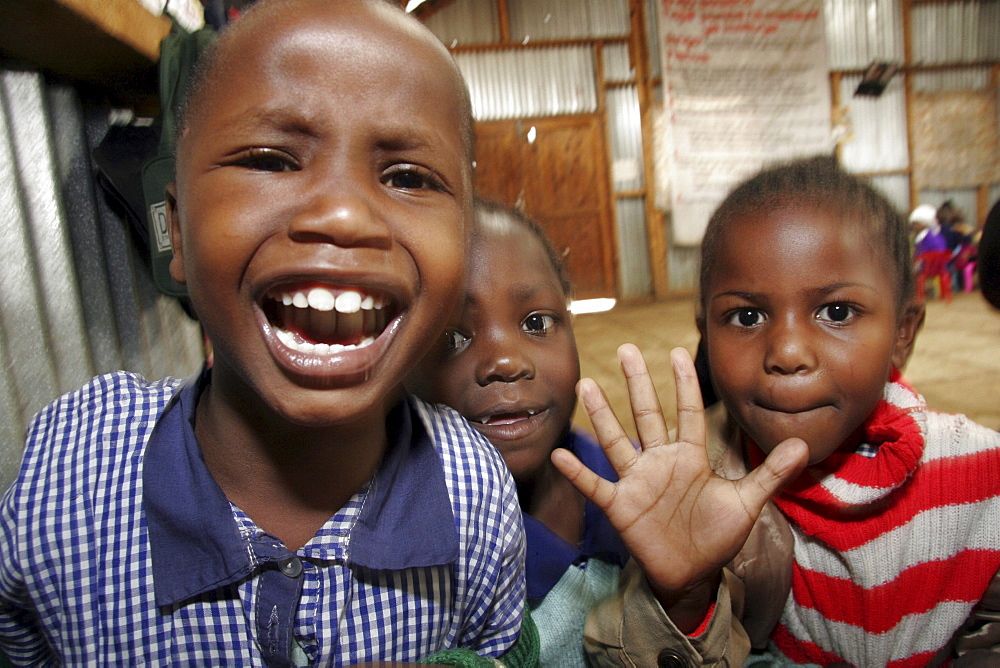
[551,344,807,611]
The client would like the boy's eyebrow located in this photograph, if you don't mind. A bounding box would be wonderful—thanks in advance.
[374,130,446,153]
[232,107,323,139]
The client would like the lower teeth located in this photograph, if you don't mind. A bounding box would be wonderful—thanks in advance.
[276,328,375,354]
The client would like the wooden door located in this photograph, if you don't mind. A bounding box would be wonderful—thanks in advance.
[473,116,616,300]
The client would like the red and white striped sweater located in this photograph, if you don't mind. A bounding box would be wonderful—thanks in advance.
[754,372,1000,667]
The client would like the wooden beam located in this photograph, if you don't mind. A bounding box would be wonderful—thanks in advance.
[0,0,170,103]
[630,0,670,298]
[902,0,918,212]
[497,0,510,44]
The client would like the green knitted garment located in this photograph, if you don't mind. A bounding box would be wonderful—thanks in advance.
[421,607,540,667]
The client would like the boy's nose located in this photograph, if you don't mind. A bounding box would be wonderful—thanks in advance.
[287,188,393,249]
[763,318,816,375]
[475,336,535,386]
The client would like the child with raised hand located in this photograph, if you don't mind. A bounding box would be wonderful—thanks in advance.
[411,199,631,666]
[558,156,1000,666]
[0,1,530,664]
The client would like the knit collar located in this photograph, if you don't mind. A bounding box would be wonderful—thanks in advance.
[748,370,927,550]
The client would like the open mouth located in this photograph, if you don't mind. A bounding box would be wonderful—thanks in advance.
[261,284,396,355]
[472,409,540,426]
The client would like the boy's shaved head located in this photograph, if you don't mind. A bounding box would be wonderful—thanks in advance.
[166,0,474,428]
[177,0,474,161]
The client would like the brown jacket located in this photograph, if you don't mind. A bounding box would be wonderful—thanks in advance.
[583,405,1000,667]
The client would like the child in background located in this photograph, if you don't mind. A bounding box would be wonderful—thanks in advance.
[557,156,1000,666]
[411,200,629,666]
[0,1,529,664]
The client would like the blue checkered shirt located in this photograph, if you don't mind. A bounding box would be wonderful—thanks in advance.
[0,371,525,666]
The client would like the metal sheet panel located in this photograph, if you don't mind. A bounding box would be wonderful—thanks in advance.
[606,86,644,192]
[912,66,992,92]
[508,0,630,40]
[0,70,204,490]
[603,43,634,83]
[454,46,597,120]
[422,0,500,46]
[616,197,653,299]
[911,1,1000,65]
[823,0,904,69]
[839,73,909,172]
[866,173,910,214]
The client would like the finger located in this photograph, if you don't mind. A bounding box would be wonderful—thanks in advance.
[577,378,639,473]
[617,344,670,450]
[551,448,618,511]
[671,347,706,450]
[736,437,809,513]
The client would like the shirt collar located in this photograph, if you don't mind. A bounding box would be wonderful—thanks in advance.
[524,430,630,602]
[143,370,459,607]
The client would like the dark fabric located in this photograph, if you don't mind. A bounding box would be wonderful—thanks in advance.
[979,199,1000,310]
[523,430,629,602]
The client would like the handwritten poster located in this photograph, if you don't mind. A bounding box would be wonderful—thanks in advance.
[659,0,833,245]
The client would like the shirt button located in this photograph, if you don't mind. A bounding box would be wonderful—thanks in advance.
[278,556,303,578]
[657,649,689,668]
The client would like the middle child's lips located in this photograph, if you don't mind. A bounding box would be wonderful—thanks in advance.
[469,406,550,443]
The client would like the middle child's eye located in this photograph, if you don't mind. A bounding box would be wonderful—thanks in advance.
[443,329,470,353]
[522,313,556,335]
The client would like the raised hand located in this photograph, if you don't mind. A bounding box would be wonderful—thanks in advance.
[551,344,807,628]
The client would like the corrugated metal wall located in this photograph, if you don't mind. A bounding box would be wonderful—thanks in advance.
[507,0,630,40]
[0,69,204,489]
[429,0,997,302]
[454,46,598,120]
[823,0,904,69]
[911,1,1000,64]
[837,73,910,172]
[827,0,999,216]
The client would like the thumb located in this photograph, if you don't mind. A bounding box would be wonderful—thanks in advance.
[736,437,809,511]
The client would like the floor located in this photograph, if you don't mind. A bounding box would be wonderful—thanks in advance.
[571,290,1000,439]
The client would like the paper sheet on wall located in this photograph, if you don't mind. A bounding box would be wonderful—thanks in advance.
[659,0,833,246]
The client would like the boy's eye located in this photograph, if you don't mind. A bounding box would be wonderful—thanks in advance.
[443,329,470,353]
[382,165,446,192]
[817,303,856,323]
[727,308,765,328]
[522,313,556,335]
[230,148,298,172]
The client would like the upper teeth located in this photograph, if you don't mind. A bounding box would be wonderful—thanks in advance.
[479,409,538,424]
[278,287,383,314]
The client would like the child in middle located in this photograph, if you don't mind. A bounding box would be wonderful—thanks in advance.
[410,199,630,666]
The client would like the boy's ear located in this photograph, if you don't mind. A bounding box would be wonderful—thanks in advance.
[891,300,926,370]
[166,183,186,285]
